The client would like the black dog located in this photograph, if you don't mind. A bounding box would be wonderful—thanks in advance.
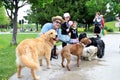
[79,33,105,58]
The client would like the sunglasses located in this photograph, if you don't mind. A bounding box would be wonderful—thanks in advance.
[55,21,62,25]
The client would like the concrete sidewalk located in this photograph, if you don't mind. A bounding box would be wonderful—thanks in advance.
[9,45,64,80]
[9,33,120,80]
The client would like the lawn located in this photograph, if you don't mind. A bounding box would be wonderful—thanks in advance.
[104,21,120,32]
[0,33,39,79]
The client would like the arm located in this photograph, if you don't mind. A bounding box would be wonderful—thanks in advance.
[76,29,78,38]
[96,17,102,22]
[56,29,62,42]
[61,23,69,30]
[39,23,52,37]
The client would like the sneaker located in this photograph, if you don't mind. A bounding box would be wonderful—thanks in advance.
[52,56,58,59]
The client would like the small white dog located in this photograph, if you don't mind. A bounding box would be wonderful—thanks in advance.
[82,46,98,61]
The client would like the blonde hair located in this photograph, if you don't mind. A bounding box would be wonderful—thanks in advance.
[70,21,77,29]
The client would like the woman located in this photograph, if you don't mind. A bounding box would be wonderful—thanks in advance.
[93,12,102,38]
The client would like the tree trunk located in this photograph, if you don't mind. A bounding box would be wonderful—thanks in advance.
[36,23,39,31]
[11,20,17,45]
[10,11,18,45]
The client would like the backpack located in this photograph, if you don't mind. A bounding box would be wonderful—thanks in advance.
[101,18,104,27]
[94,17,102,26]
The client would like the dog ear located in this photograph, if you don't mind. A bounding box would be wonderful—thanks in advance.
[79,33,87,41]
[80,38,87,44]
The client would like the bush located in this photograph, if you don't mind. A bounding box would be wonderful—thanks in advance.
[104,26,114,32]
[88,21,117,33]
[78,28,85,33]
[88,26,94,32]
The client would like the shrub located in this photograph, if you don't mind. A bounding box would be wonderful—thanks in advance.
[104,26,114,32]
[88,26,94,32]
[78,28,85,33]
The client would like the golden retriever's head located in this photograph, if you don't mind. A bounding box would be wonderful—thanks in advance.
[45,29,58,40]
[80,37,91,45]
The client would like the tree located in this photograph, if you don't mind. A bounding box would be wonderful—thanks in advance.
[25,0,120,30]
[26,0,89,25]
[1,0,28,45]
[0,0,54,45]
[0,6,10,31]
[0,6,10,25]
[108,0,120,15]
[24,0,53,31]
[85,0,109,20]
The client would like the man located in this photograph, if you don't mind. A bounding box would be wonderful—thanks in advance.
[39,16,64,59]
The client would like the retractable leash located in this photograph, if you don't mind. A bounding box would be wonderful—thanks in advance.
[50,45,58,60]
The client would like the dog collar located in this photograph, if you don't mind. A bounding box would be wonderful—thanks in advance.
[78,42,85,47]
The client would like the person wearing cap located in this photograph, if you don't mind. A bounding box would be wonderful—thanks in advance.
[39,16,64,60]
[61,12,71,47]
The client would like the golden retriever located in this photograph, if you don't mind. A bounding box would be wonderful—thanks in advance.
[16,29,57,80]
[61,37,91,71]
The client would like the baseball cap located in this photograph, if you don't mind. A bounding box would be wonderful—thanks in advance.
[63,13,70,18]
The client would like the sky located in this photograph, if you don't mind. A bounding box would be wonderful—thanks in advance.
[17,4,31,21]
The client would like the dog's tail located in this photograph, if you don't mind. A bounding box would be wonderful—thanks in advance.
[20,55,40,70]
[16,47,40,70]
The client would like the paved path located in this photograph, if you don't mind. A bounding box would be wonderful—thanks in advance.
[9,33,120,80]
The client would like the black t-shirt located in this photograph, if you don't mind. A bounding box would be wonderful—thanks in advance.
[69,27,78,39]
[61,22,69,35]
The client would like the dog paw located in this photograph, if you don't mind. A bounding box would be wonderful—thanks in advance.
[67,67,71,71]
[34,76,39,80]
[40,64,42,66]
[18,75,22,78]
[47,65,51,69]
[88,58,92,61]
[61,63,65,67]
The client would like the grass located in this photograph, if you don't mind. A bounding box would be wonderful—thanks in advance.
[104,21,120,32]
[0,46,16,79]
[0,33,38,79]
[88,20,120,33]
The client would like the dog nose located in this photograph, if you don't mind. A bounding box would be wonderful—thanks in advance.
[56,35,58,37]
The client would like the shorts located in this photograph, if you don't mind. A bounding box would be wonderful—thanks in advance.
[94,24,101,33]
[69,38,79,44]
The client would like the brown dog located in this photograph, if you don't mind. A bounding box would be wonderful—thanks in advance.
[16,29,57,80]
[61,37,91,71]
